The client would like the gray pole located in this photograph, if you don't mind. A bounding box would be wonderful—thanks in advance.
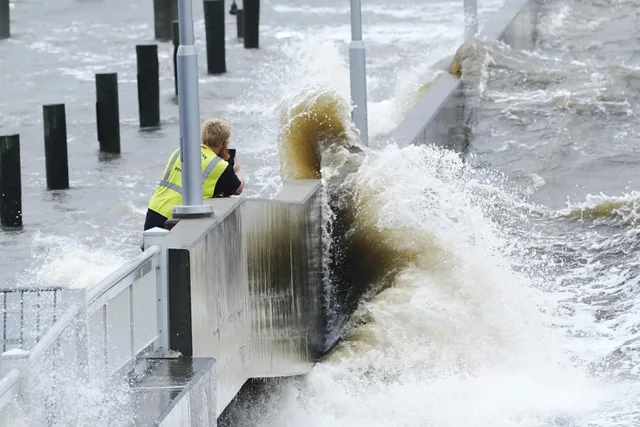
[464,0,478,39]
[173,0,213,218]
[349,0,368,146]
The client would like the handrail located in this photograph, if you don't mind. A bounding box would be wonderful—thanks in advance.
[28,304,81,367]
[0,287,62,293]
[0,245,164,412]
[0,369,20,411]
[86,245,160,305]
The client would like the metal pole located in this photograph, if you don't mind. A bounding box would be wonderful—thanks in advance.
[464,0,478,39]
[143,228,170,354]
[349,0,368,146]
[173,0,214,217]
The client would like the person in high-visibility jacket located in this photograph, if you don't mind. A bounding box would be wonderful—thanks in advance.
[143,118,245,231]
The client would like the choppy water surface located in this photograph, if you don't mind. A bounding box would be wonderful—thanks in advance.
[2,0,640,426]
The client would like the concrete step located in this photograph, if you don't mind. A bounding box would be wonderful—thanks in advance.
[128,355,217,426]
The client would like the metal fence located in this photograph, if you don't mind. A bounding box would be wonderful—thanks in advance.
[0,227,170,421]
[0,287,68,353]
[85,243,167,377]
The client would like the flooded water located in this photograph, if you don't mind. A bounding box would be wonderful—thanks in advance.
[3,0,640,426]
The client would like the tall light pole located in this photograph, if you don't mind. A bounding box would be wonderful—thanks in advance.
[349,0,369,146]
[464,0,478,39]
[173,0,214,218]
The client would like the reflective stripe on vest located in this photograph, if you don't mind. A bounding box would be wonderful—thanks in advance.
[157,149,222,194]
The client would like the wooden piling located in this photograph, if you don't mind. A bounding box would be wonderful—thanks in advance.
[204,0,226,74]
[244,0,260,49]
[136,45,161,128]
[0,135,23,230]
[43,104,70,190]
[95,73,121,154]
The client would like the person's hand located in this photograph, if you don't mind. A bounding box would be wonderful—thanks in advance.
[233,160,240,173]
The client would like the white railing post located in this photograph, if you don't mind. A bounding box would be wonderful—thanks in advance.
[143,228,170,354]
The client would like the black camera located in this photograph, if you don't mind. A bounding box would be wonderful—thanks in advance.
[226,148,236,169]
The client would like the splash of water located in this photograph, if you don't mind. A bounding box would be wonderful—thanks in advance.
[277,87,363,185]
[224,140,623,426]
[20,232,127,290]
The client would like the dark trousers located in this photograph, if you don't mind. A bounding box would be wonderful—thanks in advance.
[144,209,169,231]
[141,209,169,251]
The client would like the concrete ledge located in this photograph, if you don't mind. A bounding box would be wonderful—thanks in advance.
[389,0,539,150]
[129,356,216,427]
[389,72,467,150]
[480,0,535,42]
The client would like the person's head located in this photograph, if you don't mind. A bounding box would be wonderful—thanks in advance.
[201,118,231,157]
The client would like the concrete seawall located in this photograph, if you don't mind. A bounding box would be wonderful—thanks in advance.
[390,0,539,151]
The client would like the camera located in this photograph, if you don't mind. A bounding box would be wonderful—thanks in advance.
[226,148,236,169]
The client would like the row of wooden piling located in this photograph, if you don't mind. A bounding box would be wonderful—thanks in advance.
[154,0,259,50]
[1,44,165,231]
[0,0,262,231]
[1,0,260,52]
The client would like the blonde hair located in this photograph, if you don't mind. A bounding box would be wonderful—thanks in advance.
[201,118,231,148]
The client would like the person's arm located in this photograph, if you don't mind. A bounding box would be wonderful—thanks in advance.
[213,163,244,197]
[233,162,245,195]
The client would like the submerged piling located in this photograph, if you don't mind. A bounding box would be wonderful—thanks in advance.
[236,9,244,39]
[43,104,70,190]
[204,0,226,74]
[136,44,161,128]
[0,135,23,230]
[95,73,121,154]
[153,0,178,41]
[244,0,260,48]
[0,0,9,39]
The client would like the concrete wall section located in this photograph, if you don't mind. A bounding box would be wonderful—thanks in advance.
[389,0,539,150]
[165,180,325,417]
[480,0,538,50]
[389,73,467,151]
[166,199,250,417]
[248,180,325,376]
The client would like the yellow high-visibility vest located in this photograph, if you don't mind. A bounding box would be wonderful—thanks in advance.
[148,145,228,218]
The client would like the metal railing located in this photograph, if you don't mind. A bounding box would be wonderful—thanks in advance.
[0,301,86,417]
[85,243,167,377]
[0,369,20,412]
[0,227,170,419]
[0,287,64,353]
